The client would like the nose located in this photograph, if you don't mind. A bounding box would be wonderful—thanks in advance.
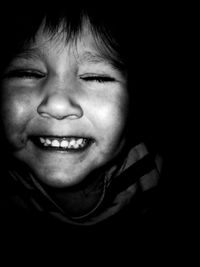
[37,89,83,120]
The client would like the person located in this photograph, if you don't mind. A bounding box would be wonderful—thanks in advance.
[0,4,165,243]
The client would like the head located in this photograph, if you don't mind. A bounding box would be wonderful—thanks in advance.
[0,5,137,188]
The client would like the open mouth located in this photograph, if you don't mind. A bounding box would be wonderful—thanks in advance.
[30,136,94,152]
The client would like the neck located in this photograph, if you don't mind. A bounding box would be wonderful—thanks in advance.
[45,172,106,219]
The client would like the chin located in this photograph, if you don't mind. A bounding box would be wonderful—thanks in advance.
[33,168,91,188]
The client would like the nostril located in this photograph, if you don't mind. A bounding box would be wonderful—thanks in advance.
[37,93,83,120]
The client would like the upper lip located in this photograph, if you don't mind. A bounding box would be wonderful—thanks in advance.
[29,135,94,140]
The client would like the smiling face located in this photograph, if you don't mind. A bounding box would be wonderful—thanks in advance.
[0,22,129,188]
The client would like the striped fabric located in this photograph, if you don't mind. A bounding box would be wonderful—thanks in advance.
[7,142,162,226]
[49,142,162,225]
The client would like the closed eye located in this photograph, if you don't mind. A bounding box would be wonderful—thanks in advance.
[3,69,46,79]
[80,75,116,83]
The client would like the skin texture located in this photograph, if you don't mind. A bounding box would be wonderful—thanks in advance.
[0,22,129,192]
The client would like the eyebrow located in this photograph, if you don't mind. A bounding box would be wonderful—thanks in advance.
[14,48,44,62]
[77,51,108,65]
[77,51,126,74]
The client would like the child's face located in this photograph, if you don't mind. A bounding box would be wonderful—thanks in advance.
[0,23,129,188]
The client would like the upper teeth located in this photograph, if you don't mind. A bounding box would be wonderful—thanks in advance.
[39,137,86,149]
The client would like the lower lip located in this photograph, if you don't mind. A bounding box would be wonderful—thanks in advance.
[30,138,94,153]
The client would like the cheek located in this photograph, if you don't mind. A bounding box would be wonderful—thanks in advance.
[1,91,33,141]
[90,91,129,140]
[89,94,129,162]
